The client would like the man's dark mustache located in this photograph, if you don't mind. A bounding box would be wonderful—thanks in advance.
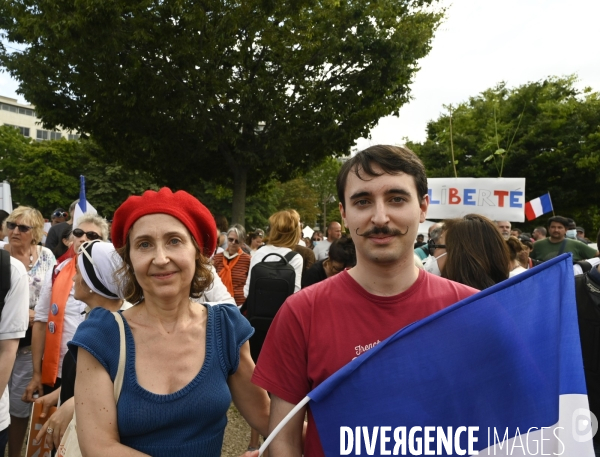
[355,226,409,237]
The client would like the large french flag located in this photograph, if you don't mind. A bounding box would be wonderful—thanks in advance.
[524,193,553,221]
[262,255,595,456]
[72,175,97,226]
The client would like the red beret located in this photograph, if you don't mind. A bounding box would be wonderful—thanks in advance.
[111,187,217,256]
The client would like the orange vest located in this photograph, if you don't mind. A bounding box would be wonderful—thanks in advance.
[41,259,76,386]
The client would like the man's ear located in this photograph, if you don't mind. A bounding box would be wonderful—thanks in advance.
[339,202,347,229]
[419,194,429,224]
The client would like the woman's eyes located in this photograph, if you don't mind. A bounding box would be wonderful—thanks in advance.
[137,238,182,249]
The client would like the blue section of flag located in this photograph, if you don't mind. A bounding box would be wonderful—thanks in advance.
[540,193,553,215]
[79,175,87,213]
[308,255,585,456]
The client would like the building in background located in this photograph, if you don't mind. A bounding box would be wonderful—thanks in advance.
[0,95,79,140]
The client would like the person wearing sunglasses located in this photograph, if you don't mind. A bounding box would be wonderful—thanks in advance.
[1,206,56,457]
[50,209,68,226]
[44,199,78,253]
[22,214,108,441]
[212,225,252,307]
[33,239,130,451]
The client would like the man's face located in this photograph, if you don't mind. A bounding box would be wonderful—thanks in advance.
[496,221,511,240]
[328,222,342,241]
[340,166,428,267]
[577,230,585,238]
[548,222,566,242]
[532,230,543,240]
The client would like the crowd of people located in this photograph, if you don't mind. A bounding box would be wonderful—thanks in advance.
[0,144,599,456]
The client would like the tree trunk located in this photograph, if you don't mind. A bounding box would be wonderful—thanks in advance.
[231,166,247,225]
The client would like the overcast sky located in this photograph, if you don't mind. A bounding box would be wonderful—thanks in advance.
[355,0,600,150]
[2,0,599,151]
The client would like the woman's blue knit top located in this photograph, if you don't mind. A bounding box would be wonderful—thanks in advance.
[68,303,253,457]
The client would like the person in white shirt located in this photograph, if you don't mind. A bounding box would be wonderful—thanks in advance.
[24,214,109,404]
[0,257,29,455]
[244,210,304,297]
[312,221,342,261]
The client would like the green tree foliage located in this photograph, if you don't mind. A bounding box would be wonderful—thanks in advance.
[304,156,343,229]
[0,126,158,217]
[0,0,443,223]
[408,76,600,230]
[274,178,320,227]
[189,156,341,233]
[0,126,87,212]
[186,179,282,233]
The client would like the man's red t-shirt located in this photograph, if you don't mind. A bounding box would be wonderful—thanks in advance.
[252,269,477,457]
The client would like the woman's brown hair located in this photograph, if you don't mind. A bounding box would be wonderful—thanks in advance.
[267,210,301,249]
[443,214,510,290]
[505,236,525,261]
[115,234,213,304]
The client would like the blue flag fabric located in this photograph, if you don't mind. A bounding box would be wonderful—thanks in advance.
[308,255,594,456]
[79,175,87,213]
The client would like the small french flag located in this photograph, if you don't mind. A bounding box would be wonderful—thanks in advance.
[524,193,553,221]
[72,175,97,226]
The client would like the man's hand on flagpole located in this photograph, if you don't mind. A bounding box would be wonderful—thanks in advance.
[239,451,259,457]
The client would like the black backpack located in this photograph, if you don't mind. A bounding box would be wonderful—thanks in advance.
[574,272,600,425]
[0,249,11,321]
[245,251,298,362]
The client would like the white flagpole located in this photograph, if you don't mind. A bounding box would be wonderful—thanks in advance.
[258,396,311,456]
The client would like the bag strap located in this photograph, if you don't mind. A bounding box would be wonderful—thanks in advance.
[557,239,567,256]
[112,312,127,403]
[0,250,10,321]
[284,251,299,262]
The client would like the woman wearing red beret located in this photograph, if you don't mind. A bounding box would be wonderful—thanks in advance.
[68,188,269,457]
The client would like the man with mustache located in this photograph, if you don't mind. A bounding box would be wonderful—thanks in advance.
[252,145,478,457]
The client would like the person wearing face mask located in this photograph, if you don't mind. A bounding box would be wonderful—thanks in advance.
[566,219,578,240]
[531,216,598,262]
[422,225,446,276]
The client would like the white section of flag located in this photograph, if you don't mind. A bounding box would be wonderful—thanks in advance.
[529,197,544,218]
[72,201,97,228]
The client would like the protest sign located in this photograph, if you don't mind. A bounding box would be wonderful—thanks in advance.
[427,178,525,222]
[26,402,57,457]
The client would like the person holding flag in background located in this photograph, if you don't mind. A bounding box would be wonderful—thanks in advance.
[71,175,97,223]
[251,145,478,457]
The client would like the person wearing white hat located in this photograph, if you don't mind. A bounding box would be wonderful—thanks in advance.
[34,239,132,450]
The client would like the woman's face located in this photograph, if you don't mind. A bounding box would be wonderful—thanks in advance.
[128,214,198,302]
[312,234,323,242]
[73,222,103,252]
[73,260,93,303]
[250,236,263,250]
[8,217,35,247]
[226,230,241,256]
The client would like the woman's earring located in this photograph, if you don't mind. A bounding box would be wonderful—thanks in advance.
[89,289,93,294]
